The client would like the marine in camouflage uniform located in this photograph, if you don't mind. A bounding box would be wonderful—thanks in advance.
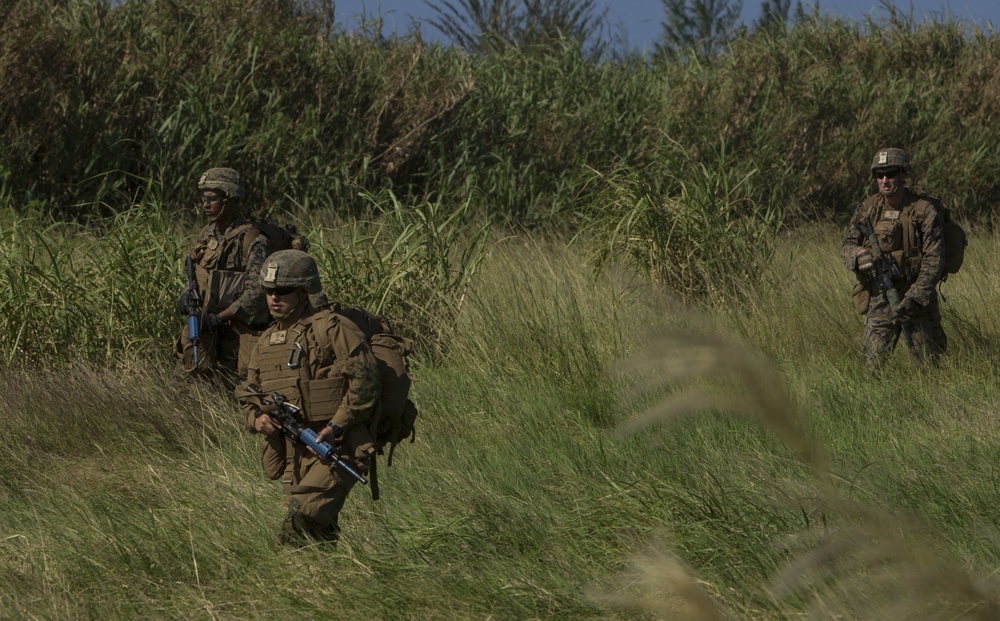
[236,250,380,546]
[841,148,947,369]
[175,167,272,388]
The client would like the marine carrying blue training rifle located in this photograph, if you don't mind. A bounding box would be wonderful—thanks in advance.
[243,385,368,485]
[184,255,202,368]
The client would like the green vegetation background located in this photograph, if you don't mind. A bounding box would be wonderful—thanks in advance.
[2,1,1000,619]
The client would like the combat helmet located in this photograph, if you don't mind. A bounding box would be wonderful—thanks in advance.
[198,167,247,199]
[260,250,321,294]
[870,148,912,177]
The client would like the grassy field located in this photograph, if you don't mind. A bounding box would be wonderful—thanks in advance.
[2,220,999,620]
[3,2,1000,618]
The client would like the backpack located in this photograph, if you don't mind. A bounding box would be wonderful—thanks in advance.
[242,220,310,256]
[939,206,967,277]
[909,187,967,278]
[333,303,418,500]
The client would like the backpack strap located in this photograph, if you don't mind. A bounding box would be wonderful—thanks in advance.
[240,224,266,261]
[369,449,381,501]
[900,200,918,268]
[859,194,880,222]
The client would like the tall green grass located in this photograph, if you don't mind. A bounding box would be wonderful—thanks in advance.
[2,0,998,225]
[583,139,782,300]
[0,201,181,366]
[0,191,489,366]
[3,228,1000,619]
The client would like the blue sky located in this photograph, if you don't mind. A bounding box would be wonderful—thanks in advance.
[335,0,1000,52]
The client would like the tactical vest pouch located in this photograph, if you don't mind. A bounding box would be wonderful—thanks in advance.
[904,246,922,280]
[346,424,376,464]
[886,249,905,280]
[302,377,345,422]
[235,324,265,376]
[261,376,301,412]
[874,218,901,253]
[208,269,246,312]
[851,281,871,315]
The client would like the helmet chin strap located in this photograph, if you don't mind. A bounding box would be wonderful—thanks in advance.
[207,196,238,224]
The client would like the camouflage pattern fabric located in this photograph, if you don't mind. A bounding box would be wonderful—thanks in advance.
[191,215,271,325]
[842,187,947,368]
[239,303,381,544]
[861,289,947,369]
[174,215,271,386]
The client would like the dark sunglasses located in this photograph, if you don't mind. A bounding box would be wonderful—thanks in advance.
[264,286,296,296]
[873,168,900,180]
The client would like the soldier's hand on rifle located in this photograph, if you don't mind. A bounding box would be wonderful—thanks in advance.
[254,413,282,436]
[316,422,344,446]
[203,312,225,333]
[895,297,915,321]
[856,248,875,272]
[176,290,193,315]
[310,423,344,463]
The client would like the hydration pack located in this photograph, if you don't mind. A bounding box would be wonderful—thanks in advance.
[332,304,418,467]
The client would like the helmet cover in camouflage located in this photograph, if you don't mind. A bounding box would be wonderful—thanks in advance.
[260,250,322,294]
[198,167,247,199]
[870,148,912,177]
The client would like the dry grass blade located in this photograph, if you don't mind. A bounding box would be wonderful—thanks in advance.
[615,327,1000,620]
[770,503,1000,620]
[618,330,824,474]
[599,543,734,621]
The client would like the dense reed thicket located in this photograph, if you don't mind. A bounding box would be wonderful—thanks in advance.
[2,0,999,227]
[0,191,489,366]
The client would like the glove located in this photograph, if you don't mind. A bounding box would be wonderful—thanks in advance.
[895,297,915,321]
[202,312,225,333]
[856,248,874,272]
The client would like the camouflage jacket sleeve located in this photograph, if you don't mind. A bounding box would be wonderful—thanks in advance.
[326,319,381,430]
[840,202,868,271]
[904,203,945,307]
[228,233,272,324]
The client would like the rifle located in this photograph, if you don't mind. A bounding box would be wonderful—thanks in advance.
[860,216,916,356]
[242,386,368,485]
[184,255,202,368]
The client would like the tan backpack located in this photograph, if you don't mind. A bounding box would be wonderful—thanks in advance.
[332,304,418,478]
[907,187,967,278]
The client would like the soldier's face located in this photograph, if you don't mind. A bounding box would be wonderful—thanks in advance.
[202,191,226,221]
[874,168,904,197]
[266,287,301,317]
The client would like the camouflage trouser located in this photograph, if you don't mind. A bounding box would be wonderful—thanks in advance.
[862,290,947,370]
[277,443,366,546]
